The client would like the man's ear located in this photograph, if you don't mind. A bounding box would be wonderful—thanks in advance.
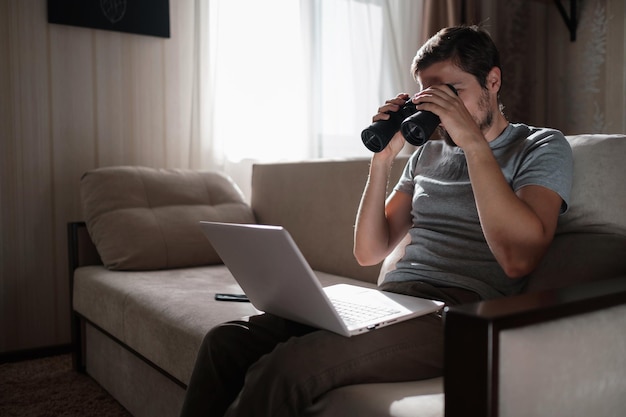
[487,66,502,93]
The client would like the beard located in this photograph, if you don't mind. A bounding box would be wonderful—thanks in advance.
[441,88,494,147]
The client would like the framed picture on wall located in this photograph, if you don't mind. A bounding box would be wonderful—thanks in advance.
[47,0,170,38]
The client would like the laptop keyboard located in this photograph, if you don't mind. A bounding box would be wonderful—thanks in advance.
[331,298,402,326]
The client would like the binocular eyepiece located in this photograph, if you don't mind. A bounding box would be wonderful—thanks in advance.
[361,84,458,153]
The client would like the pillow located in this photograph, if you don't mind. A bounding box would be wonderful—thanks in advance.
[81,166,256,270]
[557,134,626,235]
[525,233,626,292]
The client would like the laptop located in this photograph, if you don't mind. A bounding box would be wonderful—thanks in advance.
[199,221,444,337]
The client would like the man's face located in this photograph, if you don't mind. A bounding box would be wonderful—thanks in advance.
[416,60,495,146]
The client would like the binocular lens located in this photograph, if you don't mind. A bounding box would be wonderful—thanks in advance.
[360,84,457,152]
[360,116,405,153]
[400,122,427,146]
[361,130,384,153]
[400,110,441,147]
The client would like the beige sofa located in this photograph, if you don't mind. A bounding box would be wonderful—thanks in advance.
[70,134,626,417]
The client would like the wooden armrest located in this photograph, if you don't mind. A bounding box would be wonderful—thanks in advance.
[67,221,102,371]
[67,221,102,271]
[443,276,626,417]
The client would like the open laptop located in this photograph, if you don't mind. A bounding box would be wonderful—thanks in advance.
[199,221,443,337]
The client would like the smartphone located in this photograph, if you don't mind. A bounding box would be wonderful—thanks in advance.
[214,293,250,302]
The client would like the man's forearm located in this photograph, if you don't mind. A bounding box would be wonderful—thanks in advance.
[353,155,396,266]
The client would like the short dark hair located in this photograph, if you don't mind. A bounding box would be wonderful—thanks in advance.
[411,25,501,90]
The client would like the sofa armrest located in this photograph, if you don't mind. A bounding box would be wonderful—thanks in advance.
[68,221,102,271]
[443,276,626,417]
[67,221,103,371]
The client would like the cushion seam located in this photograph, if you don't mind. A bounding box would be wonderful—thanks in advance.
[135,167,171,268]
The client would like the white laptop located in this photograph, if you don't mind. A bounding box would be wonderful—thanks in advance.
[199,221,443,337]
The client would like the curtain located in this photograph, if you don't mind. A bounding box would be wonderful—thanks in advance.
[422,0,481,39]
[192,0,427,163]
[188,0,217,170]
[307,0,426,157]
[195,0,427,182]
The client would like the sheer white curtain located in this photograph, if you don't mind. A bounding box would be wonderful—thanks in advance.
[191,0,426,197]
[191,1,310,167]
[310,0,425,157]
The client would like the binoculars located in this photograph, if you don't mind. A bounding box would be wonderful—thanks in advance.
[361,84,458,153]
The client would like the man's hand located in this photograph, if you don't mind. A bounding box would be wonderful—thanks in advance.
[412,85,484,148]
[373,93,412,160]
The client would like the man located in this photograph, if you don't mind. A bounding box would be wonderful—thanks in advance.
[180,25,573,417]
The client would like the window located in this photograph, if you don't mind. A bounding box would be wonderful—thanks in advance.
[208,0,422,163]
[211,0,309,162]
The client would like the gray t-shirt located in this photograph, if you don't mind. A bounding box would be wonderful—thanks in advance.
[383,123,573,299]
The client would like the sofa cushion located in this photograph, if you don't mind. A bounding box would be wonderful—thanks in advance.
[73,265,375,384]
[524,134,626,291]
[525,232,626,292]
[303,378,443,417]
[251,158,409,283]
[81,166,255,270]
[73,265,260,384]
[557,134,626,235]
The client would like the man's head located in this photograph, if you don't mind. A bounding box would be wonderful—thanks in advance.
[411,25,501,93]
[411,25,507,144]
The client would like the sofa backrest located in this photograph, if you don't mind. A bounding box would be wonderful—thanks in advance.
[556,134,626,236]
[525,134,626,291]
[251,157,408,283]
[251,134,626,290]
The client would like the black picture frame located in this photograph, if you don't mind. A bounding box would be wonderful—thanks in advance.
[47,0,170,39]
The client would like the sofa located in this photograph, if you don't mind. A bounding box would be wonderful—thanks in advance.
[69,133,626,417]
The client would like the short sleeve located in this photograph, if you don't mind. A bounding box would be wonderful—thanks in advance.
[512,130,574,214]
